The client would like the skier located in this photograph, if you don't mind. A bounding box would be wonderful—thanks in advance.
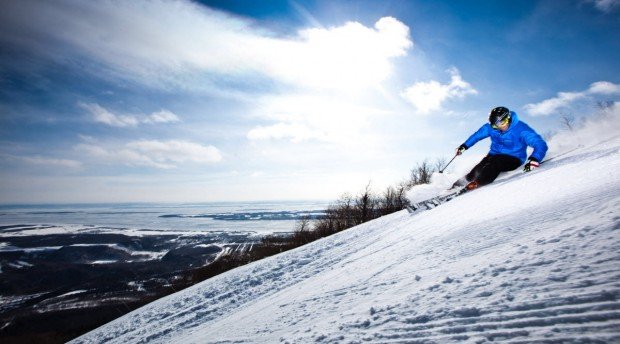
[452,106,548,190]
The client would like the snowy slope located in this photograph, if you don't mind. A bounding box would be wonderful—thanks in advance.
[73,136,620,343]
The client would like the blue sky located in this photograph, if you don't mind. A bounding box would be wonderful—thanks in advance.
[1,0,619,204]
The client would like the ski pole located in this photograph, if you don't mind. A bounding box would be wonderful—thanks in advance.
[439,153,458,173]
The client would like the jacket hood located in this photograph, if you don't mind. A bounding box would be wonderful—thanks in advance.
[510,111,520,126]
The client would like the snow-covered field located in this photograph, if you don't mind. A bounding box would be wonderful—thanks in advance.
[73,134,619,343]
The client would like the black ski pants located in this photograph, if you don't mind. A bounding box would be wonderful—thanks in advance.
[466,154,522,186]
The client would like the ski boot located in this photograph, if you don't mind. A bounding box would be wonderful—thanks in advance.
[465,180,479,191]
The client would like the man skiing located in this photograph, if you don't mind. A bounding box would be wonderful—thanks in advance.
[452,106,548,190]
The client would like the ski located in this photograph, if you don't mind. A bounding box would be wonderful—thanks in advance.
[405,187,468,214]
[405,147,583,215]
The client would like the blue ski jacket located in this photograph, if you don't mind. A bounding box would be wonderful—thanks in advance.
[462,111,548,163]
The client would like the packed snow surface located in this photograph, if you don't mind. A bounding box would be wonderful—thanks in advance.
[74,137,619,343]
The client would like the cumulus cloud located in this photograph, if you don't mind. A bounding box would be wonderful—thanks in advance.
[75,140,222,169]
[524,81,620,116]
[588,81,620,94]
[246,93,387,145]
[79,102,180,127]
[0,1,412,91]
[401,68,477,114]
[523,92,587,117]
[263,16,412,90]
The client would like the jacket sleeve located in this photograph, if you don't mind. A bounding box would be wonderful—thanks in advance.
[463,124,490,149]
[521,127,548,162]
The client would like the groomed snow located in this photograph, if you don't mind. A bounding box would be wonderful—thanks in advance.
[72,136,619,343]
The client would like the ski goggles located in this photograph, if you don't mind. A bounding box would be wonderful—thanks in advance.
[491,116,510,129]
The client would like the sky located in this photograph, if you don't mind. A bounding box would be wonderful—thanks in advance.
[0,0,619,204]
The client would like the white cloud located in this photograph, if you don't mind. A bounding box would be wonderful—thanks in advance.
[77,134,98,143]
[75,140,221,169]
[127,140,221,164]
[524,81,620,116]
[250,171,265,178]
[19,156,83,169]
[262,16,412,90]
[144,110,181,124]
[246,93,388,145]
[79,102,180,127]
[247,123,326,143]
[588,0,620,12]
[523,92,587,117]
[401,68,478,114]
[588,81,620,95]
[80,103,140,127]
[0,1,412,91]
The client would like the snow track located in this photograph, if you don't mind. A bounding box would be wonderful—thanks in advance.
[73,137,620,343]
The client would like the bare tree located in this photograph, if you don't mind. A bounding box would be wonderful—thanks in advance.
[379,182,411,215]
[560,113,575,131]
[292,216,313,245]
[597,100,614,112]
[355,181,377,224]
[394,181,410,208]
[408,160,433,187]
[380,186,396,214]
[295,216,311,232]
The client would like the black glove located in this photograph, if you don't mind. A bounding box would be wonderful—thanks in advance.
[523,158,540,172]
[456,144,467,156]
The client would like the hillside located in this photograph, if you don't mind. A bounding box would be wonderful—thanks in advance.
[72,135,620,343]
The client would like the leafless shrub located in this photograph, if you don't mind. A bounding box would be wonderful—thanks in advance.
[560,113,575,131]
